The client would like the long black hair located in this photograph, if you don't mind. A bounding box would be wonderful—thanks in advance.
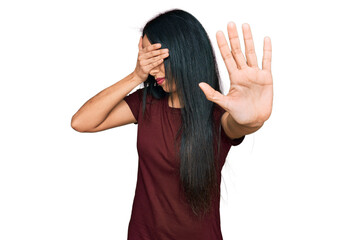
[141,9,222,218]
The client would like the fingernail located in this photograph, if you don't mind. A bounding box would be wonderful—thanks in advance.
[228,22,235,27]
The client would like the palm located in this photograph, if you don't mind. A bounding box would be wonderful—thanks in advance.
[226,64,273,126]
[199,22,273,127]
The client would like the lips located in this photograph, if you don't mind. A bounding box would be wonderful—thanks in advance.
[156,77,165,85]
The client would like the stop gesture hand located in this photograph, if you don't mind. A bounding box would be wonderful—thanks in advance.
[199,22,273,128]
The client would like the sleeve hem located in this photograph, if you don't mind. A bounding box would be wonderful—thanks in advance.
[221,125,246,146]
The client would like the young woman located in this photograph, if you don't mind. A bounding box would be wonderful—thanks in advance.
[71,9,273,240]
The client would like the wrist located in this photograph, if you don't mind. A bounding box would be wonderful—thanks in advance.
[227,113,263,129]
[131,71,145,85]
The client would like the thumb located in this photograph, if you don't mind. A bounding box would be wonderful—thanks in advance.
[198,82,226,108]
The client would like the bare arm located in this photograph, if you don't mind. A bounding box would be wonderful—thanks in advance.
[199,23,272,139]
[70,72,143,132]
[70,37,169,132]
[221,111,263,139]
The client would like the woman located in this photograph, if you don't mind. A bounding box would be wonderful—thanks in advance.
[71,9,273,240]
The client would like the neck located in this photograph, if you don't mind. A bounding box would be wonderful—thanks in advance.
[168,92,182,108]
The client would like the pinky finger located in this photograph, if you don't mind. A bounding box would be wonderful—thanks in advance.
[144,58,164,72]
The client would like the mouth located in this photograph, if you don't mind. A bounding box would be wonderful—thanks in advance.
[156,77,165,85]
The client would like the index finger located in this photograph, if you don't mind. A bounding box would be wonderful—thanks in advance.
[216,31,237,75]
[138,36,143,50]
[141,43,162,53]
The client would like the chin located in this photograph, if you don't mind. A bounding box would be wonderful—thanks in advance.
[162,88,171,93]
[161,86,171,93]
[163,88,177,94]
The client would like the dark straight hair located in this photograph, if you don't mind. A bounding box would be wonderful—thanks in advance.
[141,9,223,218]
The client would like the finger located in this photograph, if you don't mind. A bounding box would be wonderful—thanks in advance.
[138,36,143,51]
[143,58,165,72]
[216,31,237,75]
[198,82,227,109]
[242,23,258,68]
[139,48,169,60]
[227,22,247,69]
[143,43,162,53]
[262,36,272,72]
[141,52,169,66]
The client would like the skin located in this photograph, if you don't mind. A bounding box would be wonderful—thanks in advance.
[198,22,273,138]
[71,38,171,132]
[143,22,273,138]
[71,22,273,140]
[141,35,180,108]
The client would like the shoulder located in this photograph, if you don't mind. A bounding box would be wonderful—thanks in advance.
[125,87,160,104]
[124,87,144,103]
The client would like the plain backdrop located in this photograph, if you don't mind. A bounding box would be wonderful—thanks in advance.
[1,0,361,239]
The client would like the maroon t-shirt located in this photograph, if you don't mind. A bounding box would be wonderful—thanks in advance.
[124,88,245,240]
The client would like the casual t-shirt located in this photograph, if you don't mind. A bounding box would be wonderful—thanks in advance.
[124,88,245,240]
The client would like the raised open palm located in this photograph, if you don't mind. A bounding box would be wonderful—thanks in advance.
[199,22,273,127]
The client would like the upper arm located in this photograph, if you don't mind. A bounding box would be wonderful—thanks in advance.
[85,100,137,133]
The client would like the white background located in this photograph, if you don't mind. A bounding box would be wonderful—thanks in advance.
[1,0,361,239]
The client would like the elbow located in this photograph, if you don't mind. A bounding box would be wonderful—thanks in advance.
[71,116,86,132]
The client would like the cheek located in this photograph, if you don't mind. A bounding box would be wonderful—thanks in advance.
[167,81,177,93]
[161,64,165,73]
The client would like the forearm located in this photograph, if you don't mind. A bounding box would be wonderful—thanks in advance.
[223,112,264,138]
[71,71,143,130]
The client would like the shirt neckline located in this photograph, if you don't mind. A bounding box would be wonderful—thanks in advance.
[165,95,182,111]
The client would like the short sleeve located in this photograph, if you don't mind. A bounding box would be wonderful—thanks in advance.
[221,125,246,146]
[123,88,143,124]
